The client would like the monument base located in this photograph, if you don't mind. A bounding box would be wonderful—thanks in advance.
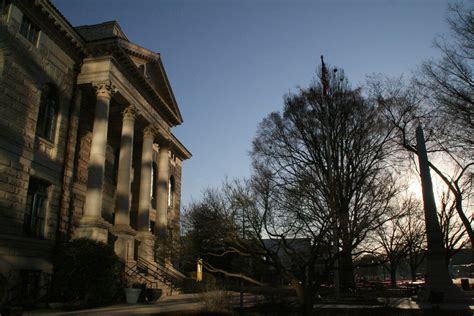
[416,283,469,304]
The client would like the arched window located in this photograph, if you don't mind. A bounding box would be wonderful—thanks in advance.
[36,84,58,141]
[168,176,175,207]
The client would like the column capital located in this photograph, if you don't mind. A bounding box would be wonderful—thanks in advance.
[92,80,118,99]
[123,105,139,121]
[143,125,158,138]
[158,136,172,149]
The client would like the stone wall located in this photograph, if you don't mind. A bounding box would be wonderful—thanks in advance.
[0,3,77,273]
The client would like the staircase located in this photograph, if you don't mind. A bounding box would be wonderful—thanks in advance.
[124,262,159,290]
[124,257,188,296]
[135,256,187,295]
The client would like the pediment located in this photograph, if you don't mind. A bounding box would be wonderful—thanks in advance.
[75,21,183,125]
[119,41,183,125]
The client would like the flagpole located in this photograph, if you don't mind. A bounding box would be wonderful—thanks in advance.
[321,55,340,297]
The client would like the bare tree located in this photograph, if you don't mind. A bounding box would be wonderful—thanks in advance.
[246,163,334,315]
[180,188,244,276]
[373,207,407,288]
[251,60,398,296]
[368,75,474,248]
[439,191,470,266]
[181,174,334,315]
[398,196,426,281]
[415,3,474,153]
[372,196,425,287]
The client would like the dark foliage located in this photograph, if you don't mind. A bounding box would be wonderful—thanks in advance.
[51,238,125,307]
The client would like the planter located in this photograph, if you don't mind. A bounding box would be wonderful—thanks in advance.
[125,288,142,304]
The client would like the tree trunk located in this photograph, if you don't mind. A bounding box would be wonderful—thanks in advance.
[409,260,417,282]
[303,287,313,316]
[445,251,451,268]
[389,261,397,288]
[339,247,355,292]
[338,210,355,293]
[408,252,417,282]
[424,159,474,248]
[303,266,314,316]
[410,268,416,282]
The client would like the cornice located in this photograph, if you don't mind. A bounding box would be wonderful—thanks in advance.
[154,57,183,123]
[117,39,160,62]
[169,133,192,161]
[32,0,86,53]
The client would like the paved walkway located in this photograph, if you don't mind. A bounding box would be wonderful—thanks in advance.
[25,294,205,315]
[25,292,474,315]
[25,292,263,315]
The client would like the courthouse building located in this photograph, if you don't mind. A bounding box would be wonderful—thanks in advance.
[0,0,191,299]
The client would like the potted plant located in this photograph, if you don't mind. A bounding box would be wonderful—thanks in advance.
[125,280,142,304]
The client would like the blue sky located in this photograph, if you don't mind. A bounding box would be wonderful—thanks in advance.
[52,0,452,207]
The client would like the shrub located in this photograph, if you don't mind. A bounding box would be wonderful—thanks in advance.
[199,284,233,313]
[0,273,7,305]
[51,238,125,307]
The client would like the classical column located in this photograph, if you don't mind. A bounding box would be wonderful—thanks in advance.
[74,81,116,243]
[135,126,156,262]
[137,126,155,231]
[111,106,138,261]
[155,142,170,239]
[114,105,138,227]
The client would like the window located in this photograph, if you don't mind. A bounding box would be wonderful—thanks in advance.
[168,176,175,207]
[24,178,49,238]
[1,0,11,17]
[150,220,155,234]
[36,84,58,141]
[19,15,40,45]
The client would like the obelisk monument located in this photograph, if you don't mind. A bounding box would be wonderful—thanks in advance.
[416,126,465,302]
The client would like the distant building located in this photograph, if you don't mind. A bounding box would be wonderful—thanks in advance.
[0,0,191,302]
[449,248,473,278]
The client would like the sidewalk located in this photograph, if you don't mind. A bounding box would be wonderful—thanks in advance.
[25,294,205,316]
[24,292,474,315]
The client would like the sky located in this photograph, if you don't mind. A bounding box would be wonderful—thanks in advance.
[52,0,453,207]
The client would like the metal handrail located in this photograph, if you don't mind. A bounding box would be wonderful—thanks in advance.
[136,258,174,286]
[136,257,184,288]
[123,262,158,289]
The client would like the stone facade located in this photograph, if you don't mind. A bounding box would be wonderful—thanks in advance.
[0,0,191,300]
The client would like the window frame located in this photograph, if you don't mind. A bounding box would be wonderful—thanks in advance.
[24,178,49,238]
[36,84,58,142]
[19,14,40,46]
